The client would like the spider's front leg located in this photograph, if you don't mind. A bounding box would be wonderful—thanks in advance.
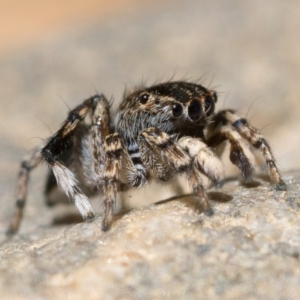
[138,128,224,213]
[207,110,287,191]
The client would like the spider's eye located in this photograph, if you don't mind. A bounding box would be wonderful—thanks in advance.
[204,96,215,116]
[172,103,183,117]
[139,93,149,104]
[188,99,202,121]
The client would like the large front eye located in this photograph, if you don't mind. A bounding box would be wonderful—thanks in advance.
[172,103,183,117]
[204,96,215,116]
[188,99,202,121]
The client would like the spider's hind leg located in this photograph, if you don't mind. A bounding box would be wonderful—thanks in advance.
[40,96,104,222]
[44,123,98,207]
[8,95,107,234]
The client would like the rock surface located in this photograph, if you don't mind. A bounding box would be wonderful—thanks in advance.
[0,171,300,299]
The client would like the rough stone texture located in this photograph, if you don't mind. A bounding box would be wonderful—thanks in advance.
[1,0,300,299]
[1,171,300,299]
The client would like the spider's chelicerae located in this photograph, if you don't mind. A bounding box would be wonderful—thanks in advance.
[8,81,287,234]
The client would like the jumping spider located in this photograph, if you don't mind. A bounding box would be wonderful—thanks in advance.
[8,81,287,234]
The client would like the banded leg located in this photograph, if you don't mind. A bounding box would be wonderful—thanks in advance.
[9,95,110,234]
[71,92,111,192]
[40,95,111,222]
[207,110,287,190]
[138,127,211,212]
[100,133,123,231]
[70,95,111,193]
[7,146,43,235]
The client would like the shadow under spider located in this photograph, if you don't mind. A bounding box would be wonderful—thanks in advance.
[154,191,233,216]
[52,190,234,226]
[223,176,262,188]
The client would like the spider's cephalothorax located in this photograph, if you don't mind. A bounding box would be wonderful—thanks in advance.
[116,81,216,140]
[7,81,287,234]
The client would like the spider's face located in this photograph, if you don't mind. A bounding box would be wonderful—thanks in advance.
[116,81,218,138]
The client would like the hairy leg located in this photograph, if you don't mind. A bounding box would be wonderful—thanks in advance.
[8,95,109,234]
[207,110,287,190]
[7,146,43,235]
[177,136,224,187]
[72,124,98,192]
[138,127,212,212]
[100,133,123,231]
[39,96,112,222]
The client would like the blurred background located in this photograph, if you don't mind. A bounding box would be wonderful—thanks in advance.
[0,0,299,233]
